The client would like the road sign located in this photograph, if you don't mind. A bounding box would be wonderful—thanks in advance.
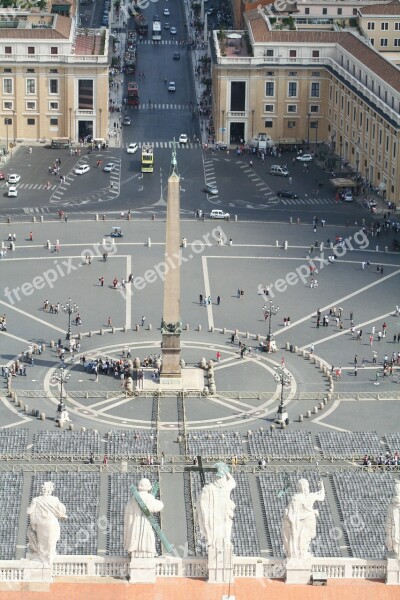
[220,128,226,132]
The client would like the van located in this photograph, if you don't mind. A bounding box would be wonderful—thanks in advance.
[210,209,230,220]
[270,165,289,177]
[50,138,72,149]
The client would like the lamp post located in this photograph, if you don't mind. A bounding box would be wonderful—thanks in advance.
[251,109,254,138]
[62,298,77,347]
[221,109,225,144]
[5,118,9,155]
[314,121,318,152]
[307,113,310,150]
[12,110,16,145]
[51,366,70,400]
[263,299,279,351]
[69,107,72,143]
[99,108,102,139]
[339,141,343,170]
[274,365,291,425]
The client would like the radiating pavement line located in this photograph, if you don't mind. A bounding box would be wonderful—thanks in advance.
[126,254,132,329]
[312,400,349,432]
[0,331,32,346]
[202,255,214,329]
[0,301,65,334]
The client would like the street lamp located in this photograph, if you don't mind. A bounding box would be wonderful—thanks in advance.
[99,108,102,139]
[307,113,310,150]
[221,109,225,144]
[251,109,254,138]
[314,121,318,152]
[12,110,15,144]
[51,366,70,400]
[274,365,291,425]
[69,107,72,142]
[62,298,77,347]
[263,299,279,350]
[4,118,10,155]
[339,141,343,170]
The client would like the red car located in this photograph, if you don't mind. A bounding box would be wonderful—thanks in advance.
[0,173,5,180]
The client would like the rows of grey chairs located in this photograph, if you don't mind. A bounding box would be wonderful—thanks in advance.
[30,473,100,555]
[105,430,157,458]
[32,431,101,459]
[384,433,400,456]
[0,429,28,455]
[186,431,243,457]
[107,473,161,556]
[331,472,394,559]
[258,472,341,558]
[317,431,381,459]
[248,430,316,460]
[0,473,23,559]
[190,472,260,557]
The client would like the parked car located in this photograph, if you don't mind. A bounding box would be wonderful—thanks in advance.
[8,185,17,197]
[204,183,218,195]
[270,165,289,177]
[164,22,170,29]
[0,173,6,180]
[296,153,313,162]
[163,7,170,15]
[123,116,131,126]
[210,209,229,219]
[173,52,180,60]
[127,142,139,154]
[343,190,354,202]
[75,164,90,175]
[170,26,177,34]
[277,190,299,199]
[8,173,21,184]
[103,162,116,172]
[168,81,176,92]
[179,134,188,144]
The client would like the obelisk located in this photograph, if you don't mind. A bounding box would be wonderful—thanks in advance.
[160,144,182,386]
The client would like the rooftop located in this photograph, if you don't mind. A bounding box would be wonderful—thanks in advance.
[359,0,400,15]
[0,13,71,38]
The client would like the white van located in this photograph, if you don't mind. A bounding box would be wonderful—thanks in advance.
[210,209,230,220]
[270,165,289,177]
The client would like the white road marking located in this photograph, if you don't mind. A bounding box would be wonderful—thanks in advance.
[312,400,349,432]
[0,302,65,333]
[126,254,132,329]
[202,256,214,329]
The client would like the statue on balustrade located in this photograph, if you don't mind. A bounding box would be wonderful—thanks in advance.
[124,478,164,558]
[282,478,325,559]
[386,481,400,558]
[197,462,236,548]
[27,481,68,563]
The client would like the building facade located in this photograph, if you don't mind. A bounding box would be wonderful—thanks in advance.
[211,9,400,204]
[0,11,110,149]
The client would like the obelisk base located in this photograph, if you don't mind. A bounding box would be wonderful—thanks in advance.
[207,541,234,584]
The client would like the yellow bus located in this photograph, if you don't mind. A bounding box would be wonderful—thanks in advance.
[141,146,154,173]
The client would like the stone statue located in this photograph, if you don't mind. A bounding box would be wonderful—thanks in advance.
[197,462,236,548]
[282,478,325,559]
[124,478,164,558]
[27,481,68,563]
[386,481,400,558]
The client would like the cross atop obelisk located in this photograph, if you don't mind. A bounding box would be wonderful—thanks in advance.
[159,145,182,386]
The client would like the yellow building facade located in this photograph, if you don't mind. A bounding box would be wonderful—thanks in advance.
[211,10,400,204]
[0,11,110,148]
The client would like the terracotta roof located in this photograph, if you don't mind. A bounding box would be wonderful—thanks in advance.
[0,15,71,39]
[246,13,400,93]
[359,1,400,16]
[1,577,400,600]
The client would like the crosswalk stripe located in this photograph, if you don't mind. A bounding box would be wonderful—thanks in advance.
[136,141,201,149]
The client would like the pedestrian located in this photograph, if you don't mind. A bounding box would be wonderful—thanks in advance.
[199,293,203,304]
[141,315,146,326]
[378,331,382,341]
[217,295,221,305]
[354,355,358,366]
[310,344,314,354]
[110,181,114,189]
[108,316,112,327]
[237,288,240,299]
[354,365,358,376]
[230,333,235,344]
[29,232,33,241]
[103,455,108,465]
[99,276,104,287]
[216,351,221,363]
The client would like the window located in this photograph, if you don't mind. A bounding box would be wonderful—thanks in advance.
[288,81,297,97]
[322,7,327,14]
[265,119,273,128]
[265,49,274,57]
[50,47,58,55]
[370,39,375,46]
[27,68,35,73]
[265,104,274,112]
[305,7,309,14]
[381,22,388,30]
[395,23,400,30]
[311,82,320,97]
[310,105,319,113]
[49,101,59,110]
[78,79,94,110]
[312,51,319,60]
[367,22,375,30]
[266,71,275,76]
[4,117,12,126]
[311,71,320,76]
[49,68,59,73]
[26,101,36,110]
[337,8,342,15]
[26,78,36,94]
[394,39,400,47]
[289,50,297,58]
[27,46,35,55]
[3,101,12,110]
[50,117,58,126]
[287,104,297,112]
[27,118,35,125]
[3,68,11,73]
[3,78,13,94]
[380,38,388,47]
[4,46,11,54]
[288,71,297,76]
[49,79,59,94]
[287,121,296,128]
[265,81,274,97]
[353,8,357,15]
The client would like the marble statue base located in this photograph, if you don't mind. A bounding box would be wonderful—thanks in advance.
[285,558,312,584]
[207,541,234,584]
[128,557,156,583]
[22,558,53,583]
[386,557,400,585]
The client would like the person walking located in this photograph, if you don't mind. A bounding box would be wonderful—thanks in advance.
[141,315,146,327]
[216,351,221,363]
[99,277,104,287]
[217,295,221,306]
[354,365,358,376]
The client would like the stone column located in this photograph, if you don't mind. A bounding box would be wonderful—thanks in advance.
[207,541,234,584]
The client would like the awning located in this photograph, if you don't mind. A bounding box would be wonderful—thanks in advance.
[330,178,356,189]
[379,182,386,190]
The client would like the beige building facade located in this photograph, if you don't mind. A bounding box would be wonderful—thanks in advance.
[211,11,400,204]
[359,1,400,52]
[0,11,110,150]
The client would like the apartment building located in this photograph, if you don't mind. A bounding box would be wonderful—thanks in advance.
[359,1,400,52]
[211,9,400,204]
[0,11,110,149]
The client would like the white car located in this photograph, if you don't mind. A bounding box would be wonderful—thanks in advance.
[170,26,177,34]
[343,190,353,202]
[296,153,313,162]
[127,142,139,154]
[103,162,116,172]
[8,173,21,184]
[163,7,170,15]
[75,164,90,175]
[168,81,176,92]
[210,209,229,219]
[8,185,17,197]
[179,134,188,144]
